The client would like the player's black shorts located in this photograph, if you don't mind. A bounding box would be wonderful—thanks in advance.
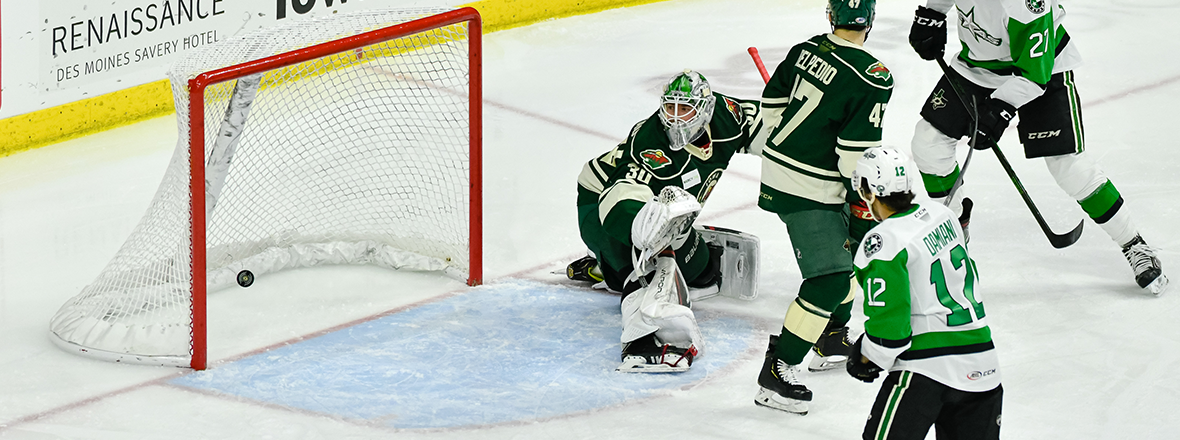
[920,69,1085,159]
[863,371,1002,440]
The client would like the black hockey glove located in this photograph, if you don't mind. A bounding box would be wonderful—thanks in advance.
[909,6,948,61]
[973,98,1018,149]
[846,336,883,383]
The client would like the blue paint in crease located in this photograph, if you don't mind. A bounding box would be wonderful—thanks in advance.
[172,280,756,429]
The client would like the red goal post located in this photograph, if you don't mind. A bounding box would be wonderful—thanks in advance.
[50,7,483,370]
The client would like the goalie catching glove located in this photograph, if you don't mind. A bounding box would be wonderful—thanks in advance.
[631,186,701,277]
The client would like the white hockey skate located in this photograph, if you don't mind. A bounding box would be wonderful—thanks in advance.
[1123,236,1168,296]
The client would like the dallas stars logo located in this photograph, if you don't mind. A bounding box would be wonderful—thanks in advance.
[957,6,1002,46]
[864,233,884,258]
[930,89,948,110]
[1026,0,1045,14]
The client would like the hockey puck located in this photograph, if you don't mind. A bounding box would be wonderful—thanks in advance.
[237,270,254,288]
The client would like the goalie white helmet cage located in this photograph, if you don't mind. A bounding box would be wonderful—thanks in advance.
[660,70,716,150]
[853,146,912,199]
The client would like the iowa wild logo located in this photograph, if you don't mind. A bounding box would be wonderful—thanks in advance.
[723,96,742,122]
[640,149,672,170]
[865,62,891,81]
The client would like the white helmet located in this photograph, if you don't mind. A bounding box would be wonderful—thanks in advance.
[852,146,912,200]
[660,70,716,150]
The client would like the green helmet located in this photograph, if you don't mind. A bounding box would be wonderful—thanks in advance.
[827,0,876,28]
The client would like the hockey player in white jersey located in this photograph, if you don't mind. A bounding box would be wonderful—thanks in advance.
[907,0,1167,295]
[847,146,1002,440]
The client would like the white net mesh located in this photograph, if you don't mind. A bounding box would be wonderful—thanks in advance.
[50,8,475,366]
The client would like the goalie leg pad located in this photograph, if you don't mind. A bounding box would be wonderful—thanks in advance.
[695,225,760,301]
[619,255,704,355]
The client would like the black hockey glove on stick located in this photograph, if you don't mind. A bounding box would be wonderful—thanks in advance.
[973,98,1017,149]
[909,6,948,60]
[846,336,883,383]
[934,58,1083,249]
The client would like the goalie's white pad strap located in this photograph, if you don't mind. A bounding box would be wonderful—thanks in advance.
[695,225,760,301]
[619,255,705,355]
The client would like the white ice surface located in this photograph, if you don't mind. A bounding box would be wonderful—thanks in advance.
[2,0,1179,438]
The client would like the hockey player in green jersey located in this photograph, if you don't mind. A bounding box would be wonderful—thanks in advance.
[570,70,764,372]
[753,0,892,415]
[907,0,1168,295]
[847,146,1003,440]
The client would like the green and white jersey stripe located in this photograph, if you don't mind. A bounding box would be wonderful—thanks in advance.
[870,371,914,440]
[758,34,893,214]
[854,201,1001,392]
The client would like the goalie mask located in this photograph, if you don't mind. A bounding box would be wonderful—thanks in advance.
[660,70,716,150]
[852,146,912,203]
[827,0,876,28]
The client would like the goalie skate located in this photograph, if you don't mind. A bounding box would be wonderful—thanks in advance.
[566,255,604,283]
[617,334,696,373]
[1123,235,1168,296]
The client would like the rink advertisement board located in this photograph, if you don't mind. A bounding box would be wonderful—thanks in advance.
[41,0,231,93]
[2,0,436,120]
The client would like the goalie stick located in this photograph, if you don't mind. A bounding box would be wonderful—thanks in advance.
[935,58,1083,249]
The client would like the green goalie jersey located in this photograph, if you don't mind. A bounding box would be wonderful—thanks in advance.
[932,0,1081,107]
[759,34,893,215]
[577,92,761,245]
[854,201,1000,392]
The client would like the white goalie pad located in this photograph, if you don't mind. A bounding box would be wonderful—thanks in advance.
[695,225,760,301]
[620,255,705,355]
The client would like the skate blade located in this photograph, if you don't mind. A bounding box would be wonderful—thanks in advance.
[616,360,690,373]
[1146,274,1169,297]
[807,354,849,372]
[753,387,808,415]
[689,284,720,302]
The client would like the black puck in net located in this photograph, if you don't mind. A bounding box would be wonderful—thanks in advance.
[237,270,255,287]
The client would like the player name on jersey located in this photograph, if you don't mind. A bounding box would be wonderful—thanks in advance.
[922,216,960,257]
[794,50,837,85]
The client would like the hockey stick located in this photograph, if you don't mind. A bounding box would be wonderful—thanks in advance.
[748,47,770,84]
[934,58,1083,249]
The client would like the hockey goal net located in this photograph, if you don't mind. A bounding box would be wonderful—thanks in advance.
[49,7,482,370]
